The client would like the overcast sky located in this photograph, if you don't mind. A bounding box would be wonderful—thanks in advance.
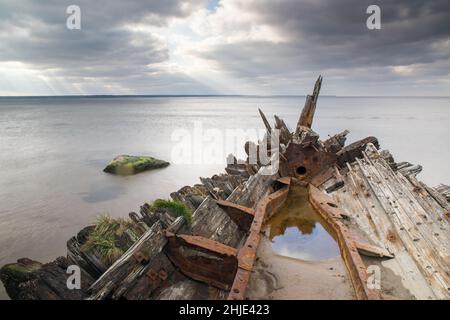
[0,0,449,96]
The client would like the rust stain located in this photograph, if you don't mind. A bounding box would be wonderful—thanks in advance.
[228,181,290,300]
[308,184,381,300]
[387,229,397,243]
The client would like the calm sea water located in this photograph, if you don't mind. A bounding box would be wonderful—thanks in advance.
[0,96,449,298]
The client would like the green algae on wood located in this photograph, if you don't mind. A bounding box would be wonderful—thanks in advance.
[103,155,169,175]
[149,199,193,225]
[1,259,42,281]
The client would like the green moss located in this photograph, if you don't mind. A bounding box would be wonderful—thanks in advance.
[2,262,41,280]
[150,199,192,225]
[5,264,34,276]
[104,155,169,175]
[82,215,133,264]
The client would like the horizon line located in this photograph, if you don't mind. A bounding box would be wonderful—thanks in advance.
[1,94,450,99]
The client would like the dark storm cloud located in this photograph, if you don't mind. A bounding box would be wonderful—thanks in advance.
[196,0,450,94]
[0,0,198,27]
[0,0,207,85]
[258,0,450,65]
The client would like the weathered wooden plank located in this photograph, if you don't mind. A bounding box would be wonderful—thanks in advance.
[274,115,291,145]
[336,136,379,167]
[326,148,450,299]
[355,152,450,299]
[88,217,183,299]
[67,235,107,279]
[296,75,322,131]
[435,184,450,202]
[200,174,246,199]
[258,108,272,135]
[354,241,394,258]
[170,184,208,211]
[323,130,349,154]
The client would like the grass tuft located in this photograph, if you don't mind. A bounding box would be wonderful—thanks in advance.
[150,199,192,225]
[82,215,133,265]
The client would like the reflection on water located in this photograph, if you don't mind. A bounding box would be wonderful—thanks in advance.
[79,184,127,203]
[265,186,340,261]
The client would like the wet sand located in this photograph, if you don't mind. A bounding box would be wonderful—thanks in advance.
[247,237,355,300]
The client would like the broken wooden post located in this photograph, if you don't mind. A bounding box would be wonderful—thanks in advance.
[296,75,322,131]
[258,108,272,135]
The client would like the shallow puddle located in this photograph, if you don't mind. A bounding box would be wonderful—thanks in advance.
[265,186,340,261]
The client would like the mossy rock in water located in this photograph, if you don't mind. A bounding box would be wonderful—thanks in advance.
[103,155,169,175]
[0,257,91,300]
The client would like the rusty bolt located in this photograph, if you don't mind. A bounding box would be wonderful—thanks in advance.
[133,251,148,264]
[158,269,168,281]
[146,268,158,281]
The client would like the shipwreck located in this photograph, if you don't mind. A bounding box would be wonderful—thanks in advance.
[1,76,449,300]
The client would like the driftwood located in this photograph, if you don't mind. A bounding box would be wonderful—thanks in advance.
[66,226,108,279]
[0,257,94,300]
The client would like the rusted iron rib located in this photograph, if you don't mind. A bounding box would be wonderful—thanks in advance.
[165,232,238,257]
[228,178,291,300]
[308,184,381,300]
[165,232,238,290]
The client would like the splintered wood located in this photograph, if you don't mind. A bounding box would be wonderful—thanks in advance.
[324,144,450,299]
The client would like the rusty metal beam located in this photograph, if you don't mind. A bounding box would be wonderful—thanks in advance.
[165,232,238,290]
[165,232,237,258]
[308,184,381,300]
[216,200,255,232]
[228,182,290,300]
